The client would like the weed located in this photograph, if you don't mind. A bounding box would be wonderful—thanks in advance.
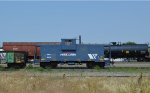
[0,72,150,93]
[94,65,101,71]
[25,64,34,69]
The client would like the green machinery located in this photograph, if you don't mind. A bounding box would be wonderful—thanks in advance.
[0,51,28,68]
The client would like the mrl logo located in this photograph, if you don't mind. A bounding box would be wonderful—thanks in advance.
[88,54,98,59]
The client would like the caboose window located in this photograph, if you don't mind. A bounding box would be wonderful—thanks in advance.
[62,50,76,53]
[65,40,72,45]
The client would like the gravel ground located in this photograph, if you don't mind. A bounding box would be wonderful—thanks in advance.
[0,69,149,77]
[113,62,150,67]
[1,62,150,77]
[1,62,150,67]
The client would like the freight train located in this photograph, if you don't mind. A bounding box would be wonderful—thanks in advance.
[0,37,108,68]
[0,36,150,68]
[3,39,150,62]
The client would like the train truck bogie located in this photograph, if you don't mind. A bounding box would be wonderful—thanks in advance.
[40,61,58,68]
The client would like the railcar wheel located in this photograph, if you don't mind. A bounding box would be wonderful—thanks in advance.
[7,63,26,68]
[137,58,144,62]
[86,62,94,69]
[40,62,46,68]
[7,63,12,68]
[99,62,105,68]
[40,62,57,68]
[20,63,26,68]
[50,61,58,68]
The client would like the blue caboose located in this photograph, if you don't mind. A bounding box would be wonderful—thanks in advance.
[39,38,106,68]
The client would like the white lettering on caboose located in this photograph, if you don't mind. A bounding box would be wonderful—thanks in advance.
[60,53,76,56]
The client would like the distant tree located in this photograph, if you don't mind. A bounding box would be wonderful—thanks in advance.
[123,41,136,45]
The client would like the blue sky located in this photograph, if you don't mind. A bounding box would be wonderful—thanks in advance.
[0,1,150,46]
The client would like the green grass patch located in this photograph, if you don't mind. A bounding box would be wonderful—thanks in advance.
[94,65,101,71]
[25,64,34,69]
[25,67,52,72]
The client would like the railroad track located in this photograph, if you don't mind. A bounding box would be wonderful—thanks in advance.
[1,62,150,68]
[112,62,150,67]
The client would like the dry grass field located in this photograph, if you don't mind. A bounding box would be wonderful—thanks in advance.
[0,71,150,93]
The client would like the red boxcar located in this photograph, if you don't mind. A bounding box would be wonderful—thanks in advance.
[3,42,60,59]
